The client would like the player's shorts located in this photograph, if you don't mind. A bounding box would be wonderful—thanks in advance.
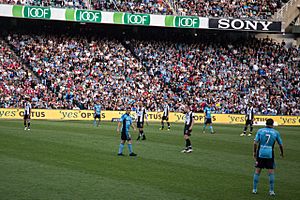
[162,116,169,121]
[121,131,131,141]
[94,114,101,119]
[24,114,30,120]
[205,118,212,124]
[137,122,144,129]
[246,119,253,126]
[184,125,192,136]
[255,157,275,169]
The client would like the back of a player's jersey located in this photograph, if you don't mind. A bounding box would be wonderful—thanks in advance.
[256,128,282,159]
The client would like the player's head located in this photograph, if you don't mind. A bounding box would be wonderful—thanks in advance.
[266,118,274,127]
[126,107,131,114]
[184,105,190,113]
[139,101,143,107]
[25,96,30,101]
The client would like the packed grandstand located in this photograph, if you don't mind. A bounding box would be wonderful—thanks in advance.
[0,0,299,116]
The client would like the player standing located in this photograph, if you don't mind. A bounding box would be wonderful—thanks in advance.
[203,103,214,134]
[117,107,137,156]
[24,97,32,131]
[160,102,170,131]
[93,100,102,127]
[136,102,148,141]
[252,119,284,196]
[181,105,195,153]
[241,102,254,136]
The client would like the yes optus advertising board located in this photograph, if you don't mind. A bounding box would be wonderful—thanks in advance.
[0,109,299,126]
[0,4,282,32]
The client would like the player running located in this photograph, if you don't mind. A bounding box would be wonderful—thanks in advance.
[181,105,195,153]
[241,102,255,136]
[93,100,102,127]
[136,102,148,141]
[252,119,284,196]
[203,103,214,134]
[117,107,137,156]
[24,97,31,131]
[160,102,170,131]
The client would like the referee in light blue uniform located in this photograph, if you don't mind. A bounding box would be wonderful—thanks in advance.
[252,119,284,196]
[117,107,137,156]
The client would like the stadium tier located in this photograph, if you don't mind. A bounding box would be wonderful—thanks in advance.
[0,0,288,19]
[1,32,299,115]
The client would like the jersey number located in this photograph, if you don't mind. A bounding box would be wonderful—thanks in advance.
[266,134,271,144]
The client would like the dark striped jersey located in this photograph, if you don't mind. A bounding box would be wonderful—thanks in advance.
[163,104,169,117]
[24,102,32,115]
[185,111,195,127]
[136,107,148,123]
[245,106,254,120]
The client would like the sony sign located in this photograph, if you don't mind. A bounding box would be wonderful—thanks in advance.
[209,18,282,32]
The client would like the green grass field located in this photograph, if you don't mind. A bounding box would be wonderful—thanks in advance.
[0,120,299,200]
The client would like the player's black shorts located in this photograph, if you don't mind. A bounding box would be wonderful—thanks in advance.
[162,116,169,121]
[137,122,144,128]
[121,131,131,141]
[255,157,275,169]
[184,125,192,136]
[24,114,30,120]
[246,119,253,126]
[94,114,100,119]
[205,118,212,124]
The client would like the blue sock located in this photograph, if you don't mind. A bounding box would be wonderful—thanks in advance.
[127,144,133,153]
[93,120,96,126]
[269,173,275,191]
[203,125,206,131]
[118,143,124,154]
[210,126,214,133]
[253,173,260,190]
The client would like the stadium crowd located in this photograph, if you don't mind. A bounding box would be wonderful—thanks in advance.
[1,33,299,115]
[0,38,49,108]
[0,0,287,19]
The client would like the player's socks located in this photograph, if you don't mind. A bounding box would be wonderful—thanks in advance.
[269,173,275,192]
[118,143,124,154]
[253,172,260,191]
[186,139,191,147]
[250,125,253,133]
[28,123,31,130]
[167,122,170,129]
[210,126,214,133]
[127,144,133,154]
[161,122,164,130]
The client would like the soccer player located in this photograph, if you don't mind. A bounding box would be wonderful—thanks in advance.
[93,100,102,127]
[241,102,255,136]
[203,103,214,134]
[181,105,195,153]
[252,118,284,196]
[117,107,137,156]
[160,102,170,131]
[136,102,148,141]
[24,97,32,131]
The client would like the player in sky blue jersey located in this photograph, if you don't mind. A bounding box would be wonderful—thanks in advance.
[93,100,102,127]
[117,107,137,156]
[203,103,214,134]
[252,119,284,196]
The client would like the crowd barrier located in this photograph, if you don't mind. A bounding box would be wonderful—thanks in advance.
[0,109,299,126]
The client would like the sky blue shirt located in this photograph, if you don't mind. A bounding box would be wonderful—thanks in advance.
[94,104,101,115]
[255,127,283,159]
[119,114,133,133]
[204,106,212,119]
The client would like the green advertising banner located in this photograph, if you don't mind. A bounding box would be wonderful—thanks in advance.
[165,16,200,28]
[24,6,51,19]
[124,13,150,26]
